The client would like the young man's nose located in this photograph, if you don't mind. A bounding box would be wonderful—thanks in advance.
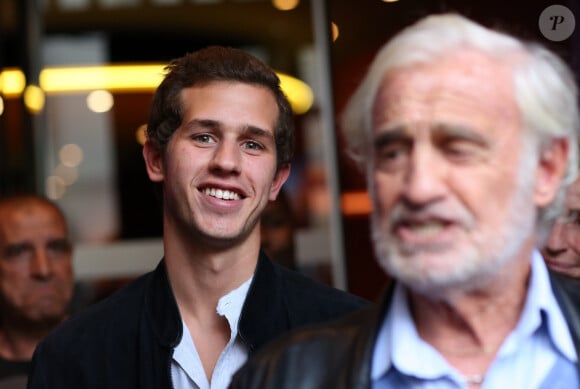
[210,141,242,173]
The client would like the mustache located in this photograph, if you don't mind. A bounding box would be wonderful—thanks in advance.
[387,202,476,229]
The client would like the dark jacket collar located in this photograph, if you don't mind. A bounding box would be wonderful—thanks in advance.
[549,271,580,373]
[239,251,291,353]
[144,252,290,352]
[144,258,182,347]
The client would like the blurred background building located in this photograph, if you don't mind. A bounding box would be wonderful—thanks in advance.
[0,0,577,302]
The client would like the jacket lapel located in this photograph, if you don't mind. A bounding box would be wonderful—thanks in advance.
[548,271,580,377]
[238,252,290,354]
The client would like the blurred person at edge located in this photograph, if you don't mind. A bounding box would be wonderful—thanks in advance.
[260,189,298,270]
[230,13,580,389]
[543,175,580,278]
[0,194,73,389]
[27,46,369,389]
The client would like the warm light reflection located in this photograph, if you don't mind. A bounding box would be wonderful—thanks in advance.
[40,64,165,93]
[383,0,400,2]
[87,90,114,113]
[0,97,4,116]
[341,191,372,216]
[277,73,313,115]
[59,143,84,167]
[272,0,299,11]
[0,69,26,97]
[46,176,66,200]
[0,65,313,115]
[136,124,147,145]
[23,85,45,114]
[54,164,79,186]
[331,22,339,42]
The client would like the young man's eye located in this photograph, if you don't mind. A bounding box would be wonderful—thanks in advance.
[192,134,215,143]
[243,140,264,151]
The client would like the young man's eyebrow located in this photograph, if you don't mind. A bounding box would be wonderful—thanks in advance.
[182,120,274,141]
[243,125,275,140]
[183,118,220,130]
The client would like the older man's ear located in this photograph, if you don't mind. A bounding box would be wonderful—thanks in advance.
[534,139,569,207]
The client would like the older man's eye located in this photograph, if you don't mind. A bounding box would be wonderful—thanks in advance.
[570,210,580,225]
[47,239,72,256]
[374,143,410,172]
[3,244,31,260]
[558,209,580,225]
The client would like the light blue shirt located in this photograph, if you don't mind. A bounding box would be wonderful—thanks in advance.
[371,251,578,388]
[171,277,253,389]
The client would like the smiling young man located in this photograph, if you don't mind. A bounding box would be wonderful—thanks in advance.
[230,14,580,388]
[27,46,368,389]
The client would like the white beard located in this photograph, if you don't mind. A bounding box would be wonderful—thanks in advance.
[371,145,538,297]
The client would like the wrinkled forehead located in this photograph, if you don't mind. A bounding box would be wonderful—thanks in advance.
[372,50,519,131]
[0,203,67,240]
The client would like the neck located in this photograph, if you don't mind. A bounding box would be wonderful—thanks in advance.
[0,325,54,360]
[408,255,531,380]
[164,231,259,321]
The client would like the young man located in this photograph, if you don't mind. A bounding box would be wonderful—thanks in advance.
[230,14,580,388]
[0,194,73,388]
[27,46,368,389]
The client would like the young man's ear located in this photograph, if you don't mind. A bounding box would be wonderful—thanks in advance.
[534,138,569,207]
[143,140,165,183]
[269,164,291,201]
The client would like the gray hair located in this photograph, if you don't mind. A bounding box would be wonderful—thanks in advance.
[341,12,579,244]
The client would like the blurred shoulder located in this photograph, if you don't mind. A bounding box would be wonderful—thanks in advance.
[232,305,378,389]
[273,262,371,308]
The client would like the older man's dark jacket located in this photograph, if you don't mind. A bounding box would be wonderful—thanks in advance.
[229,272,580,389]
[27,253,369,389]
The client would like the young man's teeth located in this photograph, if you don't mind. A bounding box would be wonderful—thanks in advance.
[204,188,241,200]
[409,222,443,236]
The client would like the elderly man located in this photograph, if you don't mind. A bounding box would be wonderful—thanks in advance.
[229,13,580,388]
[0,194,74,388]
[542,175,580,279]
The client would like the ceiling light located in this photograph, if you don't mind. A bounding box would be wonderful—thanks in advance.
[0,65,313,114]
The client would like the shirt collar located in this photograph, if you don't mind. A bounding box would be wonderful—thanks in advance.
[372,281,450,381]
[524,250,577,362]
[217,276,254,336]
[371,250,577,381]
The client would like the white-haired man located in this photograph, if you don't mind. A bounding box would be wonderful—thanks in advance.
[229,13,580,388]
